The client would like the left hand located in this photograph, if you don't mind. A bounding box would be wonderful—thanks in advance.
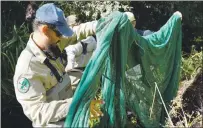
[89,99,104,120]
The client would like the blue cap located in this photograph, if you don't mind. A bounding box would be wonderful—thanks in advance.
[35,3,73,37]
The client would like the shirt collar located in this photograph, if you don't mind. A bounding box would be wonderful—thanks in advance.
[27,33,47,63]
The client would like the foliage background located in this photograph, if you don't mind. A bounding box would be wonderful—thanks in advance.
[1,1,202,127]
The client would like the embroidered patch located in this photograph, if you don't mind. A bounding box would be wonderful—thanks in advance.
[17,77,30,93]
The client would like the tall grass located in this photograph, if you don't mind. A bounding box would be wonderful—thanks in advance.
[1,23,29,109]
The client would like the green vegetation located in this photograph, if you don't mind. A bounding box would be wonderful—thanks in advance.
[1,1,202,127]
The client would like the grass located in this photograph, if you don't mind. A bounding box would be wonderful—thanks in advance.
[181,46,202,80]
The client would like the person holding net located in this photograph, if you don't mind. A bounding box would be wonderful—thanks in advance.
[14,3,103,127]
[125,11,154,36]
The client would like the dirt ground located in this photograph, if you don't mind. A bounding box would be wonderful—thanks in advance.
[167,68,203,127]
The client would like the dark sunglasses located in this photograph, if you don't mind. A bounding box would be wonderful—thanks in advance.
[47,24,62,37]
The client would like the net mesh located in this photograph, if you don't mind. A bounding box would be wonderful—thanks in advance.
[64,11,182,128]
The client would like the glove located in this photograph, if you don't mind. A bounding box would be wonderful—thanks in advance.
[174,11,182,20]
[89,99,104,120]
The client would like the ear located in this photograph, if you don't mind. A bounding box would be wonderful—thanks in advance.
[41,25,49,35]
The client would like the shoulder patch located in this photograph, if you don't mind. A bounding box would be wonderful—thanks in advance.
[17,77,30,93]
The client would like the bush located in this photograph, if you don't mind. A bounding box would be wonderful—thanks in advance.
[181,47,202,80]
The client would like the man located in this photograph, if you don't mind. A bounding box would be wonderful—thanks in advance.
[25,1,38,33]
[13,3,102,127]
[64,15,98,91]
[124,12,154,36]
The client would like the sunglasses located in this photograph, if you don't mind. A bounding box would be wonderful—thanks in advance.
[47,24,62,37]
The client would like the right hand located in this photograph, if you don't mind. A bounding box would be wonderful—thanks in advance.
[174,11,182,20]
[89,99,105,120]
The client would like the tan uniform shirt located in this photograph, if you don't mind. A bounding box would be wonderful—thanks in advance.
[13,21,97,127]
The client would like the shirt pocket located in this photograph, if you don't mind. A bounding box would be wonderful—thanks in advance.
[43,71,58,91]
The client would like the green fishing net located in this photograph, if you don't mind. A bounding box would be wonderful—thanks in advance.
[64,11,182,128]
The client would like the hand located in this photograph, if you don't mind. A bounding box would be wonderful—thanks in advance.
[174,11,182,20]
[89,99,104,120]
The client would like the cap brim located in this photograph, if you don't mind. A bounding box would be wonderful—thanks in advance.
[56,24,74,37]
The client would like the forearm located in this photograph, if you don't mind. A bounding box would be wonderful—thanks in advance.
[73,21,97,40]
